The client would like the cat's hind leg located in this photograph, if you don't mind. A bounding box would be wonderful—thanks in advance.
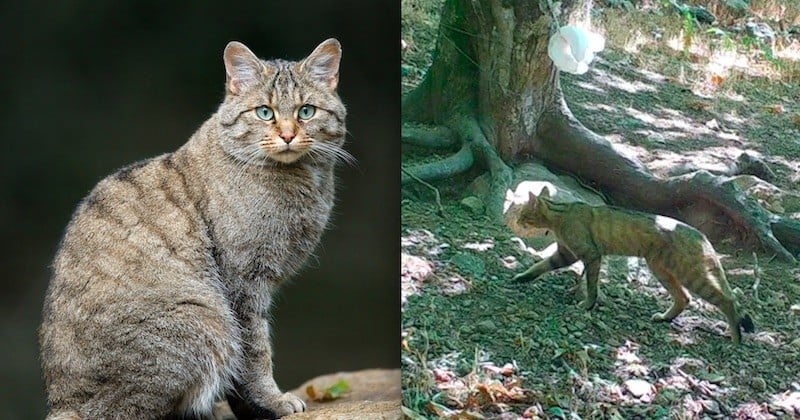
[46,296,241,420]
[647,261,689,322]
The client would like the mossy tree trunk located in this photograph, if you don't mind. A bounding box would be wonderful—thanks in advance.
[402,0,800,262]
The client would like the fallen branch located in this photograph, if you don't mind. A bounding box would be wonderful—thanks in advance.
[752,252,761,301]
[402,167,445,217]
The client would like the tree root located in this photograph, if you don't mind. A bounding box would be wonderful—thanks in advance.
[401,116,514,219]
[402,123,458,149]
[453,116,513,219]
[401,141,474,185]
[666,171,796,263]
[536,105,799,263]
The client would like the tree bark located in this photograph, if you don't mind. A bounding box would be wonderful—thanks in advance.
[402,0,799,262]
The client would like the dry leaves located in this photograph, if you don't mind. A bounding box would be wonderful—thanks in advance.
[305,379,350,402]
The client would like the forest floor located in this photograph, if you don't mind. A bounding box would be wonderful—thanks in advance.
[401,1,800,418]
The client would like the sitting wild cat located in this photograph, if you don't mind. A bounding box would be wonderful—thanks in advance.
[504,187,753,344]
[40,39,349,419]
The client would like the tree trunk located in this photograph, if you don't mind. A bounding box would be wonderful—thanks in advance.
[402,0,800,262]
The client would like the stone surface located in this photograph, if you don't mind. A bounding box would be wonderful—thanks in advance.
[624,378,653,398]
[214,369,401,420]
[460,196,485,215]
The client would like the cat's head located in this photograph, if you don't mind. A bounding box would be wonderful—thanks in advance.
[216,39,350,166]
[504,185,552,237]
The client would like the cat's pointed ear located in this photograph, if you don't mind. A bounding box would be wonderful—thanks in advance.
[528,191,538,206]
[224,41,263,95]
[539,187,551,200]
[300,38,341,90]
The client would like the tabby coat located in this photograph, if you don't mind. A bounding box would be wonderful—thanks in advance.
[40,39,348,419]
[505,188,753,344]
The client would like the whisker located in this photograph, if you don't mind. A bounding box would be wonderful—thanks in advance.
[309,141,357,167]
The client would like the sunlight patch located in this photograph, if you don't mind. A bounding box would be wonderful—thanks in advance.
[655,215,679,231]
[574,81,606,93]
[581,102,616,113]
[770,389,800,416]
[401,253,434,307]
[593,68,658,93]
[462,239,494,252]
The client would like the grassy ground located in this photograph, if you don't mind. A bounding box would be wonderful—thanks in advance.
[402,1,800,418]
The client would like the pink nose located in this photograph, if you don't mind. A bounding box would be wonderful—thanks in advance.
[280,132,296,143]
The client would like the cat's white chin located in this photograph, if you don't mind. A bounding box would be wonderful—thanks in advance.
[268,150,305,164]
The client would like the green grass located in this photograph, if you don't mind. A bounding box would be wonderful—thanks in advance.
[402,0,800,418]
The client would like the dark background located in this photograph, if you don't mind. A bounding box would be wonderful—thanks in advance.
[0,1,399,417]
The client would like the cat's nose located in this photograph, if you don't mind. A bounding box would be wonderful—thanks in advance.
[280,132,296,144]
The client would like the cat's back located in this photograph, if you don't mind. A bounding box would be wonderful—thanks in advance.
[575,204,707,256]
[46,153,213,309]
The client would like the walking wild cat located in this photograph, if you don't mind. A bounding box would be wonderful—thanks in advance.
[504,186,753,344]
[40,39,350,419]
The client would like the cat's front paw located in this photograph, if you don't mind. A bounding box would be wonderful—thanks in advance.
[650,312,670,322]
[262,392,306,418]
[511,272,534,283]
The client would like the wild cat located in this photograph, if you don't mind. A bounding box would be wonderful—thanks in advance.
[504,187,753,344]
[40,39,352,419]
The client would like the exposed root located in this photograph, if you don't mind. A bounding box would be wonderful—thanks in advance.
[402,123,458,149]
[454,116,513,219]
[537,106,799,263]
[772,217,800,257]
[401,142,474,185]
[666,171,796,263]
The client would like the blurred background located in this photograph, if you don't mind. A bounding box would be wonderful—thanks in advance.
[0,1,399,417]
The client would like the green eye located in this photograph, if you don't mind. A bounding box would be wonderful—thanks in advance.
[255,106,274,121]
[298,104,316,120]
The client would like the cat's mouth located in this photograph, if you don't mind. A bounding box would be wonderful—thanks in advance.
[269,147,306,164]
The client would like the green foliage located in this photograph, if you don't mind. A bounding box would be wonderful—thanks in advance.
[682,9,696,55]
[723,0,749,11]
[607,0,636,10]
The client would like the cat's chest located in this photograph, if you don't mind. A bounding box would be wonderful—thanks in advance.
[209,168,333,279]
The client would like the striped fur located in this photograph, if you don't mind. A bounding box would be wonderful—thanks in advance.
[505,188,753,344]
[40,39,348,419]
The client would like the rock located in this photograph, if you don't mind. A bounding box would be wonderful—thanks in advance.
[669,1,715,24]
[451,252,486,277]
[790,338,800,349]
[746,21,776,41]
[624,379,653,398]
[732,152,776,182]
[460,196,485,215]
[688,6,715,24]
[476,320,497,334]
[213,369,401,420]
[751,377,767,392]
[700,399,720,414]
